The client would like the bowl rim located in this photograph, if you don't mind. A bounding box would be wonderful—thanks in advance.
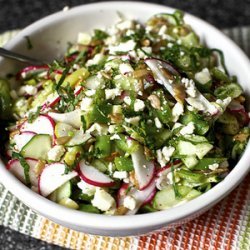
[0,1,250,233]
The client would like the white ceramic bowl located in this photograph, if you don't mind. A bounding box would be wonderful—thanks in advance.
[0,1,250,237]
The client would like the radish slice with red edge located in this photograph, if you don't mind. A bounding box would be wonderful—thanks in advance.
[13,131,36,151]
[118,178,156,215]
[156,159,182,177]
[7,158,39,187]
[145,58,218,115]
[16,65,49,80]
[78,160,115,187]
[38,162,77,197]
[20,115,55,136]
[131,144,155,190]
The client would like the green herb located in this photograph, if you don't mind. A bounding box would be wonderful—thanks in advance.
[27,106,42,123]
[171,163,181,198]
[81,115,87,131]
[93,29,108,40]
[12,152,30,185]
[24,36,33,50]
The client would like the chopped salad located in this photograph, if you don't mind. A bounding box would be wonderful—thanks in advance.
[1,11,249,215]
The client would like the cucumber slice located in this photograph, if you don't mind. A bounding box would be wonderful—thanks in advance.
[182,155,198,169]
[153,185,201,210]
[55,181,72,202]
[177,140,213,159]
[58,197,79,209]
[21,134,52,160]
[55,122,74,138]
[78,204,101,214]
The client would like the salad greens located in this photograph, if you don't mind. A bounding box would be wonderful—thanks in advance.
[1,11,249,215]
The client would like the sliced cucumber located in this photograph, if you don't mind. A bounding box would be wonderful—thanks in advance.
[78,204,100,214]
[56,181,72,202]
[177,140,213,159]
[153,185,201,210]
[21,134,52,160]
[58,197,79,209]
[55,122,74,138]
[182,155,198,169]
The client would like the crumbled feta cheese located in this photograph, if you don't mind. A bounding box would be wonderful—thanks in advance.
[105,88,122,100]
[18,85,37,96]
[172,102,184,122]
[77,32,91,45]
[182,78,197,98]
[156,149,167,167]
[85,89,96,96]
[109,40,136,54]
[208,163,219,171]
[108,162,115,173]
[113,171,128,179]
[154,117,162,129]
[124,96,132,105]
[86,123,108,136]
[116,20,134,30]
[86,53,104,67]
[179,122,195,135]
[125,116,140,125]
[80,97,93,111]
[162,146,175,163]
[91,188,116,211]
[110,134,121,140]
[108,125,116,134]
[134,99,145,112]
[159,25,167,36]
[216,97,232,110]
[166,172,174,185]
[77,180,96,196]
[195,68,211,84]
[47,145,65,161]
[124,195,137,210]
[119,63,134,75]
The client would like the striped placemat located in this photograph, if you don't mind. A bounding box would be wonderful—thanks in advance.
[0,27,250,250]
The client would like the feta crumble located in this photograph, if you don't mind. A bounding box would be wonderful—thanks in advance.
[77,180,96,196]
[113,171,128,179]
[124,195,137,210]
[208,163,219,171]
[172,102,184,122]
[105,88,122,100]
[195,68,211,84]
[91,188,116,211]
[134,99,145,112]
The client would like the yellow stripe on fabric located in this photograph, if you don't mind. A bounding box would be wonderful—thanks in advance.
[38,217,134,250]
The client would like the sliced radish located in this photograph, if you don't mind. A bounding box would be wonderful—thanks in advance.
[13,131,36,151]
[118,178,156,215]
[131,144,155,190]
[38,162,77,197]
[7,158,39,186]
[78,160,115,187]
[48,109,82,128]
[16,65,49,80]
[145,58,218,115]
[156,159,182,177]
[20,115,55,136]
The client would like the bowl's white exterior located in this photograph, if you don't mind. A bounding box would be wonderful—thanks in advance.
[0,1,250,237]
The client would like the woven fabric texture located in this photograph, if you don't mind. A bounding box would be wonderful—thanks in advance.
[0,27,250,250]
